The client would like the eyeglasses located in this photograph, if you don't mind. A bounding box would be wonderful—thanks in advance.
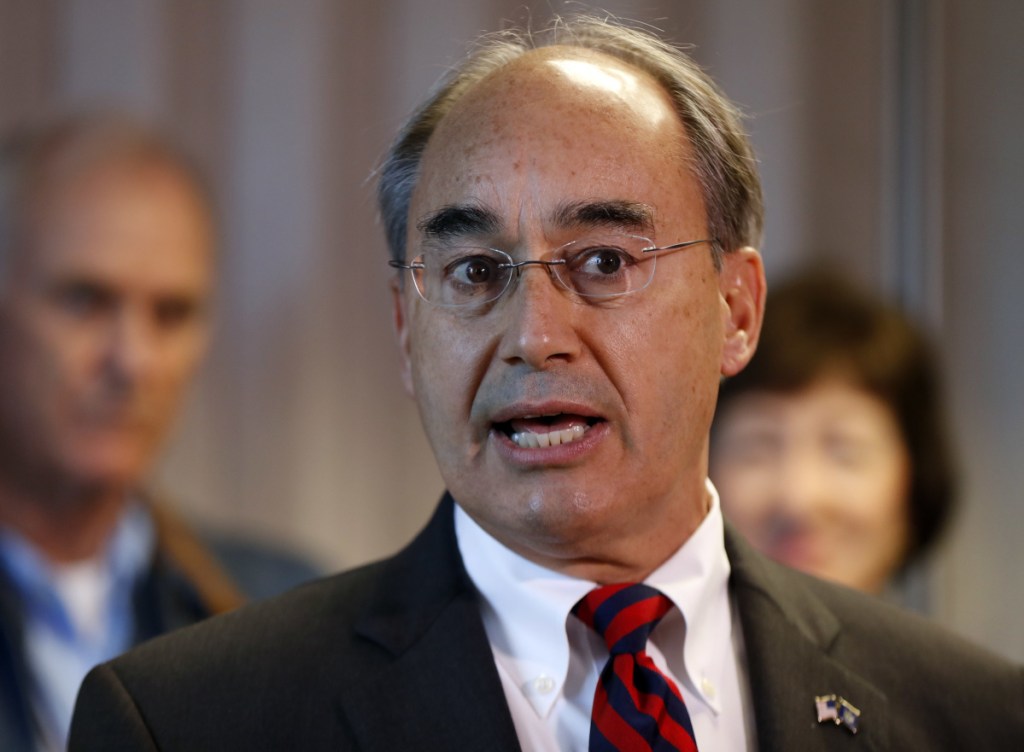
[388,233,714,308]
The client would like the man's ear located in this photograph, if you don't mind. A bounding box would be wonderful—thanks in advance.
[719,246,766,377]
[390,277,416,398]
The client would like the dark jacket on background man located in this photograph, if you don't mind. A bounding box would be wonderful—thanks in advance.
[1,501,318,752]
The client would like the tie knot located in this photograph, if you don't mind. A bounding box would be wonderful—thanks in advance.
[573,583,673,655]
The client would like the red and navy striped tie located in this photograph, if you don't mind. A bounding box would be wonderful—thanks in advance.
[573,583,699,752]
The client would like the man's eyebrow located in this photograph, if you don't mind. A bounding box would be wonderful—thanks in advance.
[416,204,501,240]
[551,200,655,233]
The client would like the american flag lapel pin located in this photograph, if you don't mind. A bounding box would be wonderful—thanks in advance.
[815,694,838,724]
[815,694,861,735]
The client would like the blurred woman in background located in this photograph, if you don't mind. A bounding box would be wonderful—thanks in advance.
[711,269,956,596]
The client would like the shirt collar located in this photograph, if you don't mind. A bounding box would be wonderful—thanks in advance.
[645,481,734,712]
[0,499,156,636]
[455,480,733,716]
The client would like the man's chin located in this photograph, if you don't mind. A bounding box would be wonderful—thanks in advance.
[472,489,618,547]
[61,449,151,493]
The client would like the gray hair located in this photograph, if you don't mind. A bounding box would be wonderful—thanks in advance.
[0,112,211,277]
[377,14,763,267]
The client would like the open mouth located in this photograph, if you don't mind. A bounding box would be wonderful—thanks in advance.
[494,413,602,449]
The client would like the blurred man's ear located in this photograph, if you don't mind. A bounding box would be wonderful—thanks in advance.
[390,277,415,398]
[719,246,766,377]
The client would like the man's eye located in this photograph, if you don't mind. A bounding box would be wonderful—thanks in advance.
[574,247,632,276]
[447,255,501,285]
[154,298,199,328]
[54,283,113,317]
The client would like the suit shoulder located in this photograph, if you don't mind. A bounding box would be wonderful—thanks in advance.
[74,562,395,751]
[112,558,388,683]
[728,529,1020,697]
[728,536,1023,746]
[727,526,1018,682]
[806,574,1015,673]
[757,557,1021,716]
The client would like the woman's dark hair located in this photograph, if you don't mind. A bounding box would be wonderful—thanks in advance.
[714,269,957,563]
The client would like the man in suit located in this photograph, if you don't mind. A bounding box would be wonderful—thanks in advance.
[69,15,1022,751]
[0,115,317,752]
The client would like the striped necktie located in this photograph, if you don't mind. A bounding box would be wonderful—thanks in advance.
[573,583,699,752]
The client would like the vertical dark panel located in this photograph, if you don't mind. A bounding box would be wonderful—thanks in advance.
[674,1,888,283]
[0,0,60,127]
[163,0,233,177]
[880,0,946,322]
[799,3,887,283]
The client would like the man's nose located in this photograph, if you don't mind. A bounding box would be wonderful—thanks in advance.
[106,309,157,383]
[497,263,582,369]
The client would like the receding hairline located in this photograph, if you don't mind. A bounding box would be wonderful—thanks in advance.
[438,41,673,96]
[407,46,703,243]
[377,14,763,268]
[0,115,216,272]
[421,42,690,151]
[13,120,210,216]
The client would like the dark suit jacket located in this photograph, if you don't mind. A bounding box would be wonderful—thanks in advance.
[0,500,319,752]
[69,495,1023,751]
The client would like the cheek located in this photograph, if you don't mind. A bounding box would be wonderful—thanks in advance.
[410,320,465,391]
[717,464,772,511]
[828,453,912,573]
[16,326,81,405]
[856,460,912,534]
[162,333,207,381]
[408,316,489,427]
[842,459,913,588]
[151,355,200,411]
[635,291,723,427]
[26,317,112,407]
[0,347,71,454]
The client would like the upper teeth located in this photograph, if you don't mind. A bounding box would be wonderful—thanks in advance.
[510,424,586,448]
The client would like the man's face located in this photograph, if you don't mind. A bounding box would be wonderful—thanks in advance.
[0,160,213,492]
[394,50,764,577]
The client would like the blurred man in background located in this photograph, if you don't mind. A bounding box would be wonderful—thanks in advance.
[0,114,316,752]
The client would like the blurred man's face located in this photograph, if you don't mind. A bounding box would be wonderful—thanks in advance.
[393,49,764,578]
[0,160,213,492]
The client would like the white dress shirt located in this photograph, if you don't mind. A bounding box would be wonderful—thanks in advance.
[455,480,755,752]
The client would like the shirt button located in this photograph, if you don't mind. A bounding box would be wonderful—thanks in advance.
[701,676,716,700]
[533,675,556,694]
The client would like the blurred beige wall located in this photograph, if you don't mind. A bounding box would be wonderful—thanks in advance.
[1,0,1020,660]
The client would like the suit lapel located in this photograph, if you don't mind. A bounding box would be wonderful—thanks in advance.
[335,496,521,752]
[331,501,894,751]
[726,527,890,751]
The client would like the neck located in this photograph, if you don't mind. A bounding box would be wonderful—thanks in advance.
[493,484,713,584]
[0,472,129,563]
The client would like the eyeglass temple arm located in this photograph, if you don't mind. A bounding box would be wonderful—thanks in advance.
[641,238,716,256]
[388,260,424,270]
